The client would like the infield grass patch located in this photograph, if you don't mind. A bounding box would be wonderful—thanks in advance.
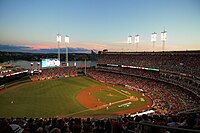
[92,89,127,103]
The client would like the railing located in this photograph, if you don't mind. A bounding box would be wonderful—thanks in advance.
[127,122,200,133]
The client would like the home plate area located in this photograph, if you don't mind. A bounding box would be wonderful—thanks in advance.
[118,102,132,108]
[76,86,142,112]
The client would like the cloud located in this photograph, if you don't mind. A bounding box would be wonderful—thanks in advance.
[0,44,92,53]
[1,42,195,54]
[0,44,30,52]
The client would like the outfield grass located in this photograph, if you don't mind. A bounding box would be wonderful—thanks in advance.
[0,76,149,118]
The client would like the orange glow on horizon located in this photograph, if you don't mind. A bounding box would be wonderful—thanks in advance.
[21,42,200,52]
[24,44,57,50]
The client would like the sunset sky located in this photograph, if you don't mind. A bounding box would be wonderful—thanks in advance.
[0,0,200,52]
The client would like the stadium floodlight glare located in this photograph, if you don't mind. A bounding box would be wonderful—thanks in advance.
[135,34,140,51]
[65,35,69,43]
[127,35,132,52]
[161,30,167,51]
[135,34,140,44]
[161,31,167,41]
[151,32,157,42]
[128,35,132,44]
[56,34,61,43]
[65,35,69,66]
[151,32,157,51]
[56,34,61,62]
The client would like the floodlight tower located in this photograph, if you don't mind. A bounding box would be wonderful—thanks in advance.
[161,29,167,51]
[135,34,140,52]
[65,35,69,66]
[127,35,132,52]
[151,32,157,51]
[56,34,61,62]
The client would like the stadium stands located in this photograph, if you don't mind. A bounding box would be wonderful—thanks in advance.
[92,51,200,114]
[1,112,200,133]
[0,64,28,85]
[87,70,200,115]
[30,67,77,81]
[98,51,200,77]
[1,51,200,133]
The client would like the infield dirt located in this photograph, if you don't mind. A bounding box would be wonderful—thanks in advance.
[76,86,152,115]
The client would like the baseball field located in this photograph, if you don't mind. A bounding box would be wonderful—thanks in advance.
[0,76,152,118]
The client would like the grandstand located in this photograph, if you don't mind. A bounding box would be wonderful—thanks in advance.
[0,63,28,85]
[87,50,200,132]
[93,51,200,113]
[1,51,200,132]
[30,66,77,81]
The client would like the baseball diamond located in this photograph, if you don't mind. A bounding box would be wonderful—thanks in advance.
[0,76,152,118]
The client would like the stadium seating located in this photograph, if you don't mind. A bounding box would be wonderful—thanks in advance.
[92,51,200,115]
[87,70,200,115]
[98,51,200,77]
[1,51,200,133]
[30,67,77,81]
[1,112,200,133]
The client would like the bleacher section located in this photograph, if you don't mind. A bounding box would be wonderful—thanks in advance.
[88,51,200,114]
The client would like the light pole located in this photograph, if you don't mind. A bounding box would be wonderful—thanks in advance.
[65,35,69,66]
[135,34,140,52]
[151,32,157,51]
[56,34,61,62]
[161,30,167,51]
[127,35,132,52]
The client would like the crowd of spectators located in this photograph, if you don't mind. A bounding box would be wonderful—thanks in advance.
[0,65,28,85]
[30,67,77,81]
[97,52,200,99]
[1,112,200,133]
[159,72,200,97]
[96,66,159,80]
[1,52,200,132]
[98,52,200,77]
[87,70,200,114]
[0,65,27,78]
[95,51,200,114]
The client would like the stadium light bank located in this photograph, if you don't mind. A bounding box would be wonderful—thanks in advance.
[65,35,69,66]
[56,34,61,62]
[151,32,157,52]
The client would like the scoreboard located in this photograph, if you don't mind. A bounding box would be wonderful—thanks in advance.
[41,59,60,68]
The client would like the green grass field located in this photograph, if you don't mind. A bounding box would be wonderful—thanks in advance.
[0,76,148,118]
